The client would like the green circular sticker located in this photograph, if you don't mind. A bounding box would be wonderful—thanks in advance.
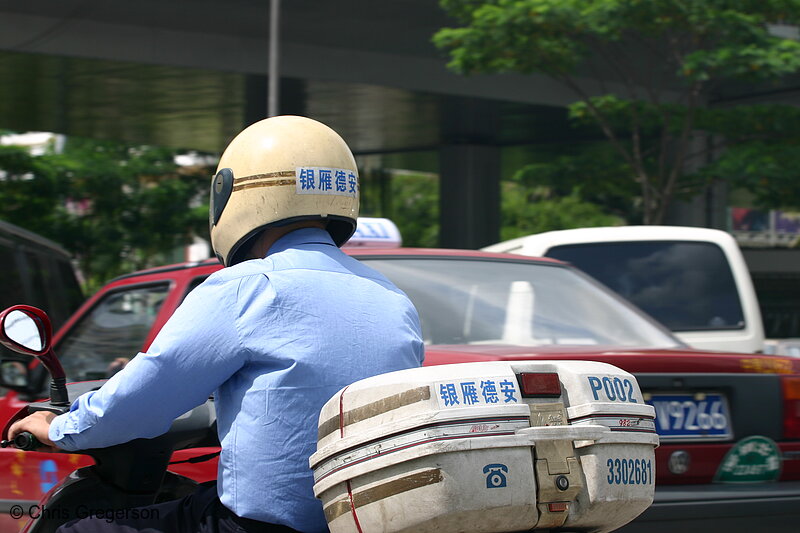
[714,435,782,483]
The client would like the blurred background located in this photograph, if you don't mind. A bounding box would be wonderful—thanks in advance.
[1,0,800,335]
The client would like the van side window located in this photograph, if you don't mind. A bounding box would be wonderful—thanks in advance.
[22,251,50,315]
[56,259,85,315]
[21,250,83,329]
[0,221,84,330]
[0,240,25,306]
[1,228,84,365]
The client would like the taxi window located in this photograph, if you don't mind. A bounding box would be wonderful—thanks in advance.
[361,257,680,349]
[546,241,745,332]
[57,284,169,380]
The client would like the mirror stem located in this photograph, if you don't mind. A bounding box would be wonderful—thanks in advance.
[49,377,69,406]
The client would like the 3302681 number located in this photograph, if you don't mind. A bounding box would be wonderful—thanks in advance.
[606,458,653,485]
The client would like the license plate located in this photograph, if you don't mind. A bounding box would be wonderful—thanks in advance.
[646,393,733,441]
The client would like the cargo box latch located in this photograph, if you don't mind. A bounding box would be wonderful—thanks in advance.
[528,402,584,529]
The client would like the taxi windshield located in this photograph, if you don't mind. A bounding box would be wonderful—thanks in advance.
[57,284,169,380]
[362,257,683,349]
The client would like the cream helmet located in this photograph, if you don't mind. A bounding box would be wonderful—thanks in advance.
[209,116,359,266]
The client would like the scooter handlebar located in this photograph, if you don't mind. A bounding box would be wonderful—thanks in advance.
[12,431,41,450]
[0,431,42,450]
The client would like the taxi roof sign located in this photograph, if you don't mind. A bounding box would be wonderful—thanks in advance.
[344,217,402,248]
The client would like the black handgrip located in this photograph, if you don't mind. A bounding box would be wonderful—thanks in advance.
[13,431,41,450]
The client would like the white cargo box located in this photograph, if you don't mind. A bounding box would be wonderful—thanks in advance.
[311,361,658,533]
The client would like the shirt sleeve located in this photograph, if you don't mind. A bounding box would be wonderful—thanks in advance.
[49,274,250,451]
[412,308,425,365]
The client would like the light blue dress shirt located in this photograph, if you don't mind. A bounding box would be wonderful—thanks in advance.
[49,228,425,532]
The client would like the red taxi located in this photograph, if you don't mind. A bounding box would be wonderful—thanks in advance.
[1,238,799,531]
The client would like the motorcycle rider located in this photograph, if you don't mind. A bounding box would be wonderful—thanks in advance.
[9,116,425,532]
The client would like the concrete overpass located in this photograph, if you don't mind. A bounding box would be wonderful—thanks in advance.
[0,0,623,248]
[0,1,794,247]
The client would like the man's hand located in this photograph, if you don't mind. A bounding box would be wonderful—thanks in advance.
[8,411,59,452]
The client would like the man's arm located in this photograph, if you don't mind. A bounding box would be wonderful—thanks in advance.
[12,275,248,452]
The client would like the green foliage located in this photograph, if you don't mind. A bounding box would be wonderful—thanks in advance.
[391,172,440,248]
[502,142,628,237]
[567,96,687,137]
[511,142,641,221]
[0,145,61,235]
[0,136,211,291]
[692,104,800,209]
[703,140,800,209]
[436,0,800,81]
[501,184,623,241]
[436,0,800,223]
[698,103,800,138]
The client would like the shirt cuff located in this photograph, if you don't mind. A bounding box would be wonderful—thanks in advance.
[48,413,80,452]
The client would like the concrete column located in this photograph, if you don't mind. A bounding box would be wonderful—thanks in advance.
[665,133,730,230]
[244,75,305,126]
[438,143,501,249]
[438,95,501,249]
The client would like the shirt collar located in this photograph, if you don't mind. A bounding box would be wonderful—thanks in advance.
[266,227,336,256]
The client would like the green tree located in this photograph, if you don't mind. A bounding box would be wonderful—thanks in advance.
[510,141,640,221]
[391,172,440,247]
[435,0,800,222]
[501,183,623,240]
[0,136,211,291]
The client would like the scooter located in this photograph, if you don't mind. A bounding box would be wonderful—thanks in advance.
[0,305,218,533]
[0,304,659,533]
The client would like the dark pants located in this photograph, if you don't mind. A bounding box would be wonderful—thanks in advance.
[55,483,300,533]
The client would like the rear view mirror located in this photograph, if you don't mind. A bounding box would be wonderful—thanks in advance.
[0,305,68,405]
[0,305,51,356]
[3,309,44,352]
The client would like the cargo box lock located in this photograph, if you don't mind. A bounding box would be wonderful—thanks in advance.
[525,402,585,529]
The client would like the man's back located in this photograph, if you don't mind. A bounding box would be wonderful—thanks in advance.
[201,228,424,530]
[47,228,423,532]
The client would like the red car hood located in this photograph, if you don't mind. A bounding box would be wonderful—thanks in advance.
[423,344,800,375]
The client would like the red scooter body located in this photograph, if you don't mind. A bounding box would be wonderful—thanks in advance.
[0,306,218,533]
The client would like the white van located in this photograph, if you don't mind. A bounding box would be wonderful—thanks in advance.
[484,226,764,353]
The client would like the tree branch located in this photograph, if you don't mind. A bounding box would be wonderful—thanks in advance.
[558,74,636,168]
[656,82,702,223]
[629,102,653,220]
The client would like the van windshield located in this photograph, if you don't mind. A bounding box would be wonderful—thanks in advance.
[545,241,745,332]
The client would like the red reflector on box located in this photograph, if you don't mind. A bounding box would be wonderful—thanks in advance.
[519,372,561,397]
[548,502,569,513]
